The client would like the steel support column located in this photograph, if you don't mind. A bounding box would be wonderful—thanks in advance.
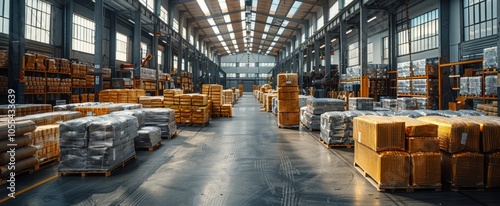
[63,0,73,59]
[109,10,117,78]
[339,19,348,75]
[299,49,304,92]
[306,45,312,74]
[388,13,397,97]
[133,8,142,78]
[8,0,25,103]
[93,0,104,100]
[324,5,331,75]
[498,0,500,116]
[359,4,368,97]
[314,40,320,73]
[152,0,161,95]
[439,0,451,109]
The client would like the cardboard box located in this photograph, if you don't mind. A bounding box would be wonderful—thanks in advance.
[418,116,480,153]
[410,152,441,187]
[353,115,406,152]
[407,137,440,153]
[454,116,500,153]
[441,151,484,188]
[277,100,299,112]
[278,112,299,126]
[354,141,410,187]
[486,152,500,188]
[391,116,438,137]
[277,73,298,87]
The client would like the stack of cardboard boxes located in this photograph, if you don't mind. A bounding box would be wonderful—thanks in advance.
[277,73,300,127]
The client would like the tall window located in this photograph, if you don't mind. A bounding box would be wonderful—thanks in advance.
[139,0,154,12]
[367,42,373,63]
[141,42,148,58]
[463,0,497,41]
[173,17,179,33]
[0,0,9,34]
[72,14,95,54]
[158,50,162,66]
[317,15,324,29]
[329,2,339,20]
[397,9,439,56]
[383,36,389,60]
[116,32,127,61]
[160,6,168,23]
[348,42,359,66]
[26,0,51,44]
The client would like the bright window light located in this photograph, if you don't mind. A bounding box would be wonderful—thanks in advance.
[240,0,245,9]
[207,18,216,26]
[223,15,231,23]
[197,0,211,16]
[264,25,270,32]
[270,0,280,14]
[368,16,377,23]
[273,36,279,41]
[213,26,220,34]
[286,2,302,18]
[252,0,257,10]
[266,16,273,24]
[230,33,235,39]
[282,20,289,27]
[219,0,228,13]
[217,35,224,41]
[262,34,267,40]
[277,28,284,35]
[227,24,233,32]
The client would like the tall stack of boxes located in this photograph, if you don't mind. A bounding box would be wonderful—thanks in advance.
[277,74,299,127]
[210,85,223,116]
[163,89,183,107]
[191,94,210,124]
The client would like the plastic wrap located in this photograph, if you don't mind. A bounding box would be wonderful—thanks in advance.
[367,64,388,78]
[354,115,406,151]
[88,115,138,148]
[397,98,417,110]
[407,137,440,153]
[272,97,278,115]
[346,66,361,79]
[412,59,428,76]
[468,76,482,96]
[397,80,411,94]
[397,61,411,78]
[441,151,484,187]
[410,152,441,187]
[381,99,397,110]
[27,124,60,161]
[454,116,500,153]
[418,116,480,153]
[86,140,136,170]
[460,77,469,96]
[483,46,498,69]
[394,110,422,118]
[60,116,101,148]
[455,110,485,116]
[354,141,410,187]
[349,97,374,111]
[390,116,438,137]
[306,98,345,115]
[486,152,500,188]
[110,109,146,127]
[298,95,313,108]
[485,75,498,95]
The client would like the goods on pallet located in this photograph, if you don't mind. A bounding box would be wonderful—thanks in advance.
[13,111,80,126]
[397,97,417,110]
[406,137,440,153]
[0,50,7,68]
[221,104,233,117]
[191,94,208,106]
[298,95,312,108]
[301,108,321,130]
[0,121,38,178]
[163,89,183,105]
[58,115,137,172]
[485,75,498,95]
[192,105,210,124]
[110,109,146,127]
[410,152,441,187]
[277,73,298,87]
[277,74,299,127]
[27,124,60,162]
[223,90,234,105]
[74,104,123,117]
[306,98,345,115]
[397,61,411,78]
[418,116,480,153]
[141,108,177,138]
[238,84,243,96]
[486,152,500,188]
[99,89,145,103]
[381,99,397,110]
[139,96,164,108]
[272,97,278,116]
[354,141,411,187]
[476,102,499,116]
[391,116,438,137]
[483,46,498,69]
[320,111,368,145]
[441,151,484,188]
[349,97,374,111]
[266,93,277,112]
[397,80,411,94]
[0,104,52,117]
[367,64,388,78]
[209,84,223,115]
[136,126,162,148]
[353,115,406,152]
[454,116,500,153]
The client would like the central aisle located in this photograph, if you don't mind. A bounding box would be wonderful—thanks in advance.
[4,94,495,205]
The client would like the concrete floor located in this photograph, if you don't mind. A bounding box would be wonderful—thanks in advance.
[2,93,500,205]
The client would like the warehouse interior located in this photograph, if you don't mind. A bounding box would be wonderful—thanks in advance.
[1,0,500,205]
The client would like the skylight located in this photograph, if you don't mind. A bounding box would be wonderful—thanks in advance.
[218,0,228,13]
[207,18,216,26]
[277,28,285,35]
[266,16,273,24]
[273,36,280,41]
[227,24,233,32]
[270,0,280,14]
[217,35,224,41]
[223,15,231,23]
[262,34,267,40]
[281,20,289,28]
[252,1,258,10]
[197,0,211,16]
[240,0,245,9]
[286,1,302,18]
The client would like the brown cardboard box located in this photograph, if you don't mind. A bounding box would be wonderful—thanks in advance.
[277,73,298,87]
[418,116,480,153]
[277,86,300,93]
[278,112,299,126]
[391,116,438,137]
[277,91,299,100]
[354,141,410,187]
[441,151,484,188]
[410,152,441,187]
[277,100,299,112]
[353,116,406,151]
[454,116,500,153]
[407,137,440,153]
[486,152,500,188]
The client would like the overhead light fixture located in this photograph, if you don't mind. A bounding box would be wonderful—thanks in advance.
[368,16,377,23]
[331,38,337,42]
[148,32,154,36]
[346,29,352,34]
[320,44,325,48]
[128,19,135,24]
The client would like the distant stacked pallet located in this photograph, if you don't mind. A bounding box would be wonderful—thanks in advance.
[0,104,52,117]
[74,104,123,117]
[221,104,233,117]
[0,50,7,68]
[349,98,374,111]
[58,115,138,176]
[99,89,145,103]
[192,104,210,124]
[14,111,81,126]
[163,89,183,107]
[223,89,234,105]
[277,74,299,128]
[141,108,177,138]
[209,85,223,116]
[305,98,345,132]
[476,101,498,116]
[173,72,193,93]
[27,124,61,166]
[238,84,243,96]
[265,92,277,112]
[0,121,39,183]
[139,96,164,108]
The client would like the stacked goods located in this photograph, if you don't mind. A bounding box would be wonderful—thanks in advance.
[238,84,243,96]
[210,85,223,116]
[141,108,177,138]
[0,121,39,179]
[47,78,71,93]
[139,96,164,108]
[45,58,57,72]
[476,102,498,116]
[202,84,211,96]
[71,63,86,78]
[24,76,45,93]
[0,104,52,117]
[24,53,36,70]
[349,97,374,111]
[179,94,193,107]
[272,97,278,116]
[53,102,101,111]
[80,93,89,102]
[321,112,361,144]
[192,105,210,124]
[0,50,7,68]
[485,75,498,95]
[110,109,146,127]
[233,91,238,102]
[34,54,47,71]
[135,126,162,148]
[163,89,183,106]
[298,95,313,108]
[353,116,410,188]
[74,104,123,117]
[85,75,94,88]
[266,93,277,112]
[192,94,208,106]
[483,46,497,69]
[277,74,299,127]
[58,115,137,172]
[397,97,417,110]
[301,108,321,130]
[27,124,61,162]
[306,98,345,115]
[102,68,111,79]
[382,99,397,110]
[221,104,233,117]
[58,59,71,73]
[485,152,500,188]
[115,103,142,110]
[391,116,441,188]
[418,116,484,189]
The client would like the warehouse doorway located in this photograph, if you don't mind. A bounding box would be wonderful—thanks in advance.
[242,80,255,92]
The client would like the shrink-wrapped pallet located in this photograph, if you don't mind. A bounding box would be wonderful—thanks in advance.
[486,152,500,188]
[441,151,484,188]
[278,112,299,126]
[27,124,60,161]
[354,141,410,187]
[394,110,423,118]
[272,97,278,116]
[298,95,313,108]
[88,115,138,148]
[0,120,36,137]
[60,117,102,148]
[390,116,438,137]
[306,98,345,115]
[418,116,480,153]
[454,116,500,153]
[141,108,177,138]
[320,111,370,145]
[277,73,298,87]
[397,97,417,110]
[407,137,440,153]
[410,152,441,187]
[266,94,276,112]
[349,97,374,111]
[483,46,498,69]
[86,140,135,170]
[135,126,162,147]
[354,115,406,151]
[111,109,146,127]
[382,99,397,110]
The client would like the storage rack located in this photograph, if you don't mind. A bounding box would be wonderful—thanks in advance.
[396,58,439,110]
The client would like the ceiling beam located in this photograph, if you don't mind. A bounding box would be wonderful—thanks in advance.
[194,19,301,32]
[192,9,246,21]
[253,10,307,24]
[295,0,329,6]
[169,0,196,6]
[199,29,295,40]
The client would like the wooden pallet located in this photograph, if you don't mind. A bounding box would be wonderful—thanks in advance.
[135,141,162,152]
[446,184,484,192]
[301,122,320,132]
[58,155,137,177]
[35,155,61,171]
[162,130,178,139]
[319,138,353,149]
[277,124,300,129]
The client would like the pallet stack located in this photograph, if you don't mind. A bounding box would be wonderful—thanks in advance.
[265,92,277,112]
[163,89,183,107]
[238,84,243,96]
[306,98,346,131]
[141,108,177,138]
[74,104,123,117]
[139,96,164,108]
[221,104,233,117]
[417,116,483,190]
[210,85,223,116]
[0,121,38,183]
[223,89,233,105]
[277,74,299,128]
[27,124,61,164]
[0,50,7,68]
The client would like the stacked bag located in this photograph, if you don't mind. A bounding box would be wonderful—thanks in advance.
[302,98,345,131]
[277,74,300,127]
[0,121,38,178]
[141,108,177,138]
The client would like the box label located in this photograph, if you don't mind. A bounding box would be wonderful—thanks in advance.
[358,132,361,142]
[461,133,467,145]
